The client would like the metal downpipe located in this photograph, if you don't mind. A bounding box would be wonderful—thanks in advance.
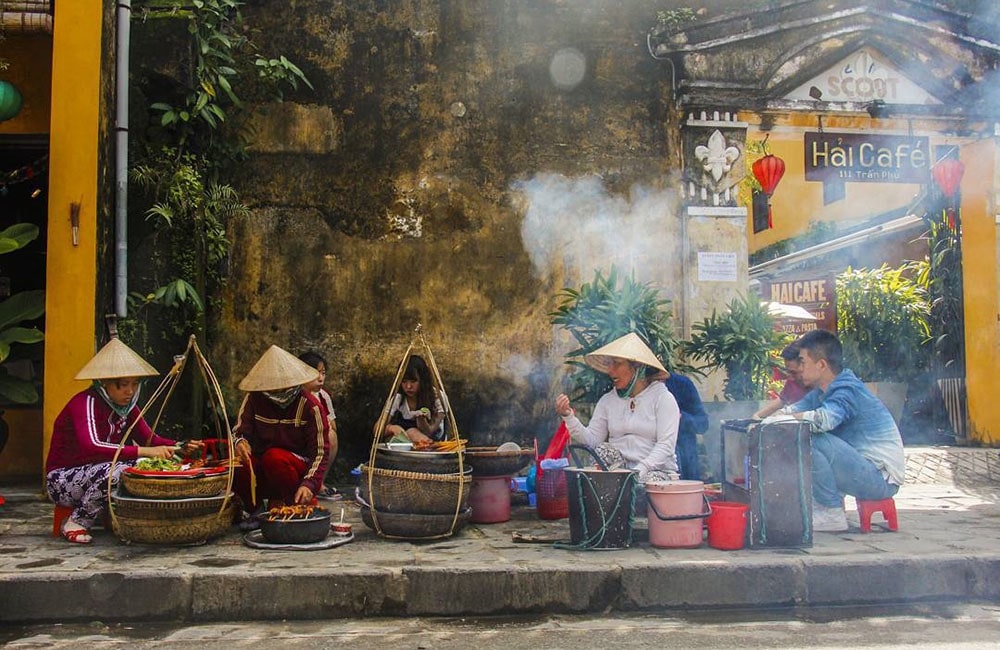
[114,0,132,317]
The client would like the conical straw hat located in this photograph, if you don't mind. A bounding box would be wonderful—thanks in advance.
[74,338,159,380]
[239,345,319,392]
[584,332,667,375]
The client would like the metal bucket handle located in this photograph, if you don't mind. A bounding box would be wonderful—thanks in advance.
[567,444,610,471]
[647,493,712,522]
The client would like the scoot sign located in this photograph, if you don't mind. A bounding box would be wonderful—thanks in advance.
[805,132,930,184]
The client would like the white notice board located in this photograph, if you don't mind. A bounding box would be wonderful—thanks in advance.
[697,252,738,282]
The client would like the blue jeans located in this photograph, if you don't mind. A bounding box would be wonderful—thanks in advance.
[811,432,899,507]
[676,433,700,481]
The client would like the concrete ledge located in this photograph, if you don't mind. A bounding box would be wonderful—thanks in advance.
[0,572,192,622]
[4,554,1000,623]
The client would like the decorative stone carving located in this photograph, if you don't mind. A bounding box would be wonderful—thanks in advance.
[682,110,749,207]
[694,130,740,183]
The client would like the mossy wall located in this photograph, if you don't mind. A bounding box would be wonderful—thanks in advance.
[200,1,687,471]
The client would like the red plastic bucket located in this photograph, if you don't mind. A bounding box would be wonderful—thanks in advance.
[536,465,568,520]
[707,501,749,550]
[469,475,512,523]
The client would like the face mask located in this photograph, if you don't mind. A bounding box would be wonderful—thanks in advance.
[263,386,301,408]
[94,380,140,418]
[615,367,640,399]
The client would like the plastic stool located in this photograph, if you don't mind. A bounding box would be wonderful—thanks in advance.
[857,497,898,533]
[52,504,73,537]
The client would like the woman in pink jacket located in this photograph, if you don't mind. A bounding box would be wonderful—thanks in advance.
[45,339,192,544]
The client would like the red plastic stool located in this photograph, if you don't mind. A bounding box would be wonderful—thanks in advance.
[857,497,898,533]
[52,504,73,537]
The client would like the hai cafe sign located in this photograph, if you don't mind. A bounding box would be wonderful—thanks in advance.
[805,132,930,184]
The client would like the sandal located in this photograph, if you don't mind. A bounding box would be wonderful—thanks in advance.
[61,522,92,544]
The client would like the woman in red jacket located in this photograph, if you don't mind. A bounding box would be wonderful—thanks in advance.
[45,339,193,544]
[232,345,330,528]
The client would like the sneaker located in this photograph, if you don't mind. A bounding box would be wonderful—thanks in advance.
[812,504,848,532]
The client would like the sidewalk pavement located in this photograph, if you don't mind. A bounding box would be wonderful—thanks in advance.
[1,446,998,624]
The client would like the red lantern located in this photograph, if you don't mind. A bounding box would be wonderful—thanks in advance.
[932,158,964,230]
[752,154,786,229]
[932,158,964,200]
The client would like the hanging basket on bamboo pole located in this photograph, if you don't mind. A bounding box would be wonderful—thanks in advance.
[364,324,469,540]
[107,335,241,545]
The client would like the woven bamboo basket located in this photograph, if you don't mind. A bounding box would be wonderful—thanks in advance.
[360,505,472,539]
[120,471,229,499]
[359,464,471,515]
[373,448,465,474]
[111,489,235,520]
[112,500,236,545]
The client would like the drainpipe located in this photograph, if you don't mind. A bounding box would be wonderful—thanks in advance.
[114,0,132,317]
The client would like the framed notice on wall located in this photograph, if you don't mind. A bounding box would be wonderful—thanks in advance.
[698,252,738,282]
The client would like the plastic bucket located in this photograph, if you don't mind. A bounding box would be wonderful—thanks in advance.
[706,501,749,550]
[565,468,638,550]
[646,480,708,549]
[469,475,512,524]
[536,465,569,520]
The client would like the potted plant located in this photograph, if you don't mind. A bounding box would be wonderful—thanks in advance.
[0,223,45,456]
[548,265,692,406]
[836,262,930,422]
[681,294,786,401]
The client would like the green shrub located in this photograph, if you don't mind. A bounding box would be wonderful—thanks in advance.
[836,262,930,382]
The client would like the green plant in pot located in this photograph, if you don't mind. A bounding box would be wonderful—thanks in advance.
[548,265,692,406]
[682,294,786,401]
[0,223,45,405]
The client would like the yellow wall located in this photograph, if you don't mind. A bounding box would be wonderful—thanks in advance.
[961,138,999,445]
[41,5,104,475]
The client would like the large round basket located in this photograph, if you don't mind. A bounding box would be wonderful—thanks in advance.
[120,469,229,499]
[111,489,235,520]
[359,465,471,514]
[112,500,236,545]
[360,505,471,540]
[464,447,534,477]
[372,447,465,474]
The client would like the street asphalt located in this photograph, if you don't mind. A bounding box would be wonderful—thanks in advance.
[0,446,998,625]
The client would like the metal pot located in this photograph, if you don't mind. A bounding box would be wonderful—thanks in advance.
[259,510,331,544]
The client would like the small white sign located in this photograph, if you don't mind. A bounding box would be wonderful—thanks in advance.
[698,252,738,282]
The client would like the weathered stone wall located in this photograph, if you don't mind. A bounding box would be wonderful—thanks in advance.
[209,1,687,468]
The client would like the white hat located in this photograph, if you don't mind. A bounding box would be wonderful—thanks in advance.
[239,345,320,392]
[583,332,667,375]
[74,338,159,380]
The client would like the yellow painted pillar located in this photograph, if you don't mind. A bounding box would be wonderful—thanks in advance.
[42,4,105,473]
[961,137,1000,446]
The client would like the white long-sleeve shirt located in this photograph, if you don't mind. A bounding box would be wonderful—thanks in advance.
[562,381,680,478]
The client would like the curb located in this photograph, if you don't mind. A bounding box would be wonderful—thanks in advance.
[3,553,999,623]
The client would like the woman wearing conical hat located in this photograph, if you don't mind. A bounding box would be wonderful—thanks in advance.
[45,339,196,544]
[231,345,331,527]
[554,332,681,482]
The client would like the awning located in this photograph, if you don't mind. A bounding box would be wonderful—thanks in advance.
[749,213,926,281]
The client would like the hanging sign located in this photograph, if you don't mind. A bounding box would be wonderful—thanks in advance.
[760,277,836,335]
[805,132,930,184]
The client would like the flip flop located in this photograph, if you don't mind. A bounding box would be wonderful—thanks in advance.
[61,522,92,544]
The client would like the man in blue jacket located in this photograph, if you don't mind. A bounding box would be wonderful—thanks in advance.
[765,329,904,532]
[664,373,709,481]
